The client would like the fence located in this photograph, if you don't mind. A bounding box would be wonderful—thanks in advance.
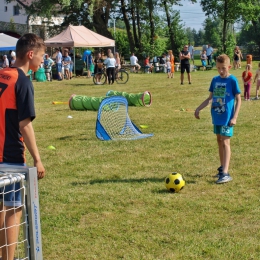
[0,166,43,260]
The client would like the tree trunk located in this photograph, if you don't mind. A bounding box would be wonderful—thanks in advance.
[148,0,155,50]
[222,0,228,53]
[163,1,175,51]
[136,7,142,52]
[130,0,139,49]
[92,2,113,39]
[121,0,135,53]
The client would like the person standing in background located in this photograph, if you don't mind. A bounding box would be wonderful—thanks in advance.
[188,43,194,65]
[104,52,116,85]
[206,44,214,65]
[179,45,191,85]
[242,64,253,101]
[168,50,175,78]
[55,48,63,80]
[2,55,9,68]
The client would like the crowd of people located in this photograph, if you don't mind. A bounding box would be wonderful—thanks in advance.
[1,43,257,95]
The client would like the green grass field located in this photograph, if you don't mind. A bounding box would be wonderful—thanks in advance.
[30,62,260,259]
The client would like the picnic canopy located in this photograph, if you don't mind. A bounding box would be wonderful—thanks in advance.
[44,25,115,48]
[0,33,18,51]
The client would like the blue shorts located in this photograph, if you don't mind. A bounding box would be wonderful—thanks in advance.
[56,63,62,73]
[213,125,234,137]
[0,162,26,207]
[167,68,171,73]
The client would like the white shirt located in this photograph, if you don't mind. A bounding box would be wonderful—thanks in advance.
[3,58,9,68]
[104,58,116,68]
[130,55,138,65]
[56,51,62,63]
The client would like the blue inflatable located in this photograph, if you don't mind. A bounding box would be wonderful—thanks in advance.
[82,50,91,61]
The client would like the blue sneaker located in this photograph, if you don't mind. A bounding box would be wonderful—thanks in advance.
[214,166,223,177]
[216,173,232,184]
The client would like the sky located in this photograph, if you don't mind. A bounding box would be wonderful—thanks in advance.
[174,1,206,31]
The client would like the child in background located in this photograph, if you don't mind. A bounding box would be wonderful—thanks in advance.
[194,54,241,184]
[242,64,253,101]
[200,50,207,71]
[166,58,172,78]
[253,62,260,100]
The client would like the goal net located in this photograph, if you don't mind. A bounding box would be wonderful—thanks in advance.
[96,96,153,141]
[0,166,43,260]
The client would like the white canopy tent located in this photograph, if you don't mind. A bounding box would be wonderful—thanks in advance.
[0,33,18,51]
[44,25,115,75]
[44,25,115,48]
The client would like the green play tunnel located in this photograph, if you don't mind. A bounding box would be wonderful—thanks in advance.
[69,94,106,111]
[106,90,152,107]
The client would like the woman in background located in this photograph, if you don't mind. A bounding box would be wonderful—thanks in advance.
[104,53,116,85]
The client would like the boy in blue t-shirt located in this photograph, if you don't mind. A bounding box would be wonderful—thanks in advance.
[194,54,241,184]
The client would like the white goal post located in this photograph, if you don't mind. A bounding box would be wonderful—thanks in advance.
[0,165,43,260]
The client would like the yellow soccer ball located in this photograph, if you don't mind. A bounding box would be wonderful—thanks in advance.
[165,172,185,193]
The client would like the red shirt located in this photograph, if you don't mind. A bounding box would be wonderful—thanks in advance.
[0,68,35,163]
[144,58,149,66]
[242,71,252,83]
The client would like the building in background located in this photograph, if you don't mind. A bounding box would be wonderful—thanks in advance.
[0,0,63,38]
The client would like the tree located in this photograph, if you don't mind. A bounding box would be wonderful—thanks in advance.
[238,1,260,56]
[203,17,222,48]
[159,0,196,51]
[200,0,241,53]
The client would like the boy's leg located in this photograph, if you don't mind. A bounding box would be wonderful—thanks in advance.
[216,133,231,173]
[221,136,231,174]
[0,204,22,260]
[216,134,224,168]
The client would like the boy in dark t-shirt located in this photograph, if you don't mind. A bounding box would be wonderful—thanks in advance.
[0,33,45,260]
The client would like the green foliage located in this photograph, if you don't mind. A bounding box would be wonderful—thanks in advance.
[167,12,188,58]
[141,36,167,57]
[203,17,222,47]
[9,17,16,32]
[113,29,130,57]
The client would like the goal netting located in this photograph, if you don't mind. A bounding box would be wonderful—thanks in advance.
[96,96,153,141]
[0,166,43,260]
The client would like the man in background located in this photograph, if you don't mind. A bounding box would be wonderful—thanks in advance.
[206,44,214,65]
[188,42,194,65]
[55,48,63,80]
[130,53,141,72]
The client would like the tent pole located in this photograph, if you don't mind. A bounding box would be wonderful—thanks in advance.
[74,48,76,76]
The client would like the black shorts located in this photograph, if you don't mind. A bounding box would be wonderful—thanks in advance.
[181,64,190,73]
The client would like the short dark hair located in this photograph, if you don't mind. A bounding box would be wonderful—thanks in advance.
[16,33,45,59]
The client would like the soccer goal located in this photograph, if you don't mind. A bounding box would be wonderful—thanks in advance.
[0,165,43,260]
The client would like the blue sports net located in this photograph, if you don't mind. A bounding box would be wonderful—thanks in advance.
[96,96,153,141]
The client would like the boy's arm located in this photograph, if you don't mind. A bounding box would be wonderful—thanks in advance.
[194,92,213,119]
[19,118,45,179]
[230,93,241,126]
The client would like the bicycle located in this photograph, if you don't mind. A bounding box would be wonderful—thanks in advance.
[93,66,129,85]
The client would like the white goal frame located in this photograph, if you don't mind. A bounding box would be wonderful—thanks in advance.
[0,165,43,260]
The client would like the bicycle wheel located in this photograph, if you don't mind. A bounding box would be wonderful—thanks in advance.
[93,72,106,85]
[116,70,129,84]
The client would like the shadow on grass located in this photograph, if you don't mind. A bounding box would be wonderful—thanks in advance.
[72,178,197,186]
[73,84,93,87]
[72,177,164,186]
